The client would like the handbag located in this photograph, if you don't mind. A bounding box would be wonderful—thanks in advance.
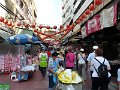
[78,54,85,64]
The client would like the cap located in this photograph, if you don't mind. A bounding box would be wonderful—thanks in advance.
[80,48,84,52]
[93,46,98,49]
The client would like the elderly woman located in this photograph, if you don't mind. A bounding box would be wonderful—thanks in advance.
[91,48,111,90]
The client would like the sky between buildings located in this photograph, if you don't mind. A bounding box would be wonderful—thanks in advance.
[35,0,62,26]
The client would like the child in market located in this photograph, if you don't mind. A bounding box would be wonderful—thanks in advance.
[48,52,60,90]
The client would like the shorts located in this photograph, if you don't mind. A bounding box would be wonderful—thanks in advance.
[117,68,120,81]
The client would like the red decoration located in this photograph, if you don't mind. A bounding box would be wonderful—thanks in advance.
[17,22,21,26]
[82,13,86,19]
[89,4,95,11]
[53,26,57,29]
[7,21,12,26]
[24,24,29,28]
[76,20,80,24]
[34,29,38,32]
[46,26,50,29]
[60,25,63,29]
[39,25,43,29]
[85,9,91,15]
[94,0,102,5]
[79,16,83,21]
[66,25,70,28]
[31,24,35,28]
[0,16,4,22]
[4,19,8,24]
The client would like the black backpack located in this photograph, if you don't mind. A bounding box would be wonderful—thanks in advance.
[94,58,108,78]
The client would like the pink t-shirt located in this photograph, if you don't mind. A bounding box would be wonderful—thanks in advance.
[66,52,75,68]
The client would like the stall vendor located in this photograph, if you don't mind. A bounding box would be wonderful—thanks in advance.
[48,52,59,90]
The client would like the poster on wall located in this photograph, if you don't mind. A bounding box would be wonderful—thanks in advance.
[86,14,101,35]
[100,4,117,28]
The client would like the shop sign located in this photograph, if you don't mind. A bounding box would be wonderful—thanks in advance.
[86,14,101,35]
[100,4,117,28]
[81,26,87,38]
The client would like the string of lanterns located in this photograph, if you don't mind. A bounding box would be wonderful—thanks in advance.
[0,0,102,32]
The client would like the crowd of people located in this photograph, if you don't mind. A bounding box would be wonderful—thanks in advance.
[30,46,120,90]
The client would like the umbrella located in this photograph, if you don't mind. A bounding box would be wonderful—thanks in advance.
[7,34,39,45]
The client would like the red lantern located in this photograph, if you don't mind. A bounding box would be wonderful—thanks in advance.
[79,16,83,21]
[24,24,29,28]
[34,29,38,32]
[94,0,102,5]
[46,26,50,29]
[0,16,4,22]
[89,4,95,11]
[4,19,8,24]
[66,25,70,28]
[76,20,80,24]
[53,26,57,29]
[17,22,21,26]
[7,21,12,26]
[60,25,63,29]
[85,9,91,15]
[31,24,35,28]
[82,13,86,19]
[39,25,43,29]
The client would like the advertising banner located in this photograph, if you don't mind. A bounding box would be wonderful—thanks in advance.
[86,14,101,35]
[100,4,117,28]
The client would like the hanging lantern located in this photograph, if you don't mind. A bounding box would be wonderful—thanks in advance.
[4,19,8,24]
[24,24,29,28]
[76,20,80,24]
[16,22,21,26]
[82,13,86,19]
[60,25,63,29]
[94,0,102,5]
[79,16,83,21]
[0,16,4,22]
[34,29,38,32]
[46,26,50,29]
[53,26,57,29]
[66,25,70,28]
[7,21,12,26]
[89,4,95,11]
[31,24,35,28]
[85,9,91,15]
[39,25,43,29]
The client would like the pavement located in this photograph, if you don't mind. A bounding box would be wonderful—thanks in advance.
[0,70,119,90]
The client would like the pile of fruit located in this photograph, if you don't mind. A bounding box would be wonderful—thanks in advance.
[58,69,83,84]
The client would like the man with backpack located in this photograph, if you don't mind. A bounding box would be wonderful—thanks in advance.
[91,48,111,90]
[38,48,48,79]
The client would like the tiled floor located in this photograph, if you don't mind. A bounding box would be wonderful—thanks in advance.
[0,70,119,90]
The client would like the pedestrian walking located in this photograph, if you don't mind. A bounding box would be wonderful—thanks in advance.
[91,48,111,90]
[38,49,48,79]
[78,48,86,80]
[48,52,60,90]
[65,46,76,69]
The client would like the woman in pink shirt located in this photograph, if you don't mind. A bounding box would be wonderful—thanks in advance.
[65,47,75,69]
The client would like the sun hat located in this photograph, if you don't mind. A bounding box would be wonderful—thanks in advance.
[93,46,98,49]
[80,48,84,52]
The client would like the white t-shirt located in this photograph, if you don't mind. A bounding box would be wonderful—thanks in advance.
[39,52,48,60]
[91,56,111,77]
[117,68,120,81]
[87,52,95,71]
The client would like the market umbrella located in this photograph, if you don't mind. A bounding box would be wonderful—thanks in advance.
[7,34,39,45]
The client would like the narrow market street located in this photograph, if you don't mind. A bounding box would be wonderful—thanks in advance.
[0,70,119,90]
